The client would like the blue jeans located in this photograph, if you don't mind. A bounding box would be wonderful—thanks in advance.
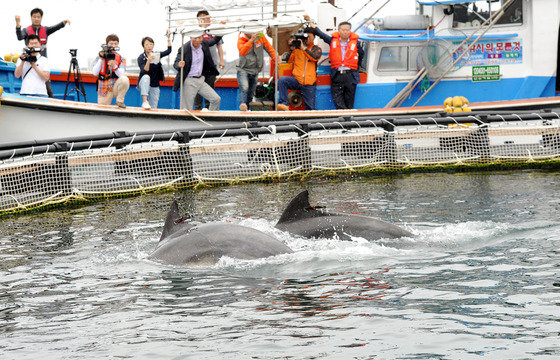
[237,69,258,107]
[138,75,161,109]
[278,76,317,110]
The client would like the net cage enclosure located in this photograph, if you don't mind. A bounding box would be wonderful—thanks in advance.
[1,110,560,216]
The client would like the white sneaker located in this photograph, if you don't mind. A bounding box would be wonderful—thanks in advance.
[142,101,151,110]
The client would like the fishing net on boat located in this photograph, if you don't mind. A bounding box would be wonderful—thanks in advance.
[417,31,472,81]
[1,114,560,215]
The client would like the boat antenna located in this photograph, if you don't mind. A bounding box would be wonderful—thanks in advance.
[353,0,393,32]
[347,0,375,23]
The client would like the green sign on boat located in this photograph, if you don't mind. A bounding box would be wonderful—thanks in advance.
[472,65,500,82]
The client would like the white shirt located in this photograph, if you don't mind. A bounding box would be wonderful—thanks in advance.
[17,55,50,96]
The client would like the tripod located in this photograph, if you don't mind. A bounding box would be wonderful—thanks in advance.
[64,49,87,102]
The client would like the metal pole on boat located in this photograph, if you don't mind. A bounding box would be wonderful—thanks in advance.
[274,26,279,111]
[411,0,515,107]
[180,32,185,109]
[352,0,392,32]
[167,6,172,78]
[273,0,279,111]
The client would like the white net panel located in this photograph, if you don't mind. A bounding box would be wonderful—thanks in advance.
[1,117,559,215]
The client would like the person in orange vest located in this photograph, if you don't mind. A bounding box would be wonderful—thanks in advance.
[237,31,277,111]
[15,8,70,57]
[276,29,321,111]
[306,16,364,110]
[92,34,130,109]
[15,8,70,98]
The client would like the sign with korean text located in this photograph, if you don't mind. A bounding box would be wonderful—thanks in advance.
[472,65,500,82]
[453,39,523,66]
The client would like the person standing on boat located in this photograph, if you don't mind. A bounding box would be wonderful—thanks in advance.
[236,31,277,111]
[92,34,130,109]
[137,32,172,109]
[173,34,222,111]
[15,8,70,98]
[14,35,50,98]
[305,15,363,110]
[276,29,321,111]
[194,10,226,110]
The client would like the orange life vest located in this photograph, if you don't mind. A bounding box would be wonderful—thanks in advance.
[329,32,359,70]
[26,25,47,45]
[99,54,123,79]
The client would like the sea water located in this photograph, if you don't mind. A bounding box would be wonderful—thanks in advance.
[0,171,559,359]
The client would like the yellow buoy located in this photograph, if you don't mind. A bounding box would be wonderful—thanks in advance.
[452,96,463,108]
[460,96,469,105]
[444,97,453,108]
[462,107,472,112]
[4,54,12,62]
[12,54,19,63]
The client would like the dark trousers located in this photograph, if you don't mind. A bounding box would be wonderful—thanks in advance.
[277,76,317,110]
[46,80,54,98]
[194,74,217,110]
[331,71,357,109]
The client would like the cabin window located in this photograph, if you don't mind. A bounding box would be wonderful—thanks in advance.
[408,46,423,71]
[359,40,369,72]
[377,46,424,73]
[378,46,408,71]
[453,0,523,28]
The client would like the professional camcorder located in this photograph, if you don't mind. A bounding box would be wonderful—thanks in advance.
[100,44,120,60]
[291,28,308,49]
[21,47,41,62]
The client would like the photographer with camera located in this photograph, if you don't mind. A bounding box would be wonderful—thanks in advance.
[237,31,277,111]
[14,35,50,97]
[92,34,130,108]
[276,28,321,111]
[15,8,70,98]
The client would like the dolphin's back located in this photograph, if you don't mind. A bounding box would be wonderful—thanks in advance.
[150,223,293,265]
[277,213,412,240]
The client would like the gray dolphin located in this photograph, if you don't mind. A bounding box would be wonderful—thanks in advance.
[275,190,413,241]
[150,201,293,265]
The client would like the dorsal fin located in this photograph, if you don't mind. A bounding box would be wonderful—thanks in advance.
[160,200,182,241]
[277,190,322,224]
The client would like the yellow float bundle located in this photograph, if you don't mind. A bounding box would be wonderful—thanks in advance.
[3,54,20,63]
[444,96,471,113]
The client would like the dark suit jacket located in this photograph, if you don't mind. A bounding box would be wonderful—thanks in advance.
[173,36,222,91]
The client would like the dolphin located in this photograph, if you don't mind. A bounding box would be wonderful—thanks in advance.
[275,190,413,241]
[150,200,293,265]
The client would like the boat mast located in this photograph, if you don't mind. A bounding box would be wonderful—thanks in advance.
[273,0,279,111]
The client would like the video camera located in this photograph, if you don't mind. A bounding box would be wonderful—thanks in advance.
[291,28,308,49]
[21,47,41,62]
[100,44,120,60]
[69,49,78,58]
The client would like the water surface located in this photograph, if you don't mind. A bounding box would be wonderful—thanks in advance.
[1,171,559,359]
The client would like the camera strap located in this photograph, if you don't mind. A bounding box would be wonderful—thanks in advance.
[22,66,33,81]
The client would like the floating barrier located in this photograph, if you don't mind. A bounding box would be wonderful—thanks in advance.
[1,110,560,216]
